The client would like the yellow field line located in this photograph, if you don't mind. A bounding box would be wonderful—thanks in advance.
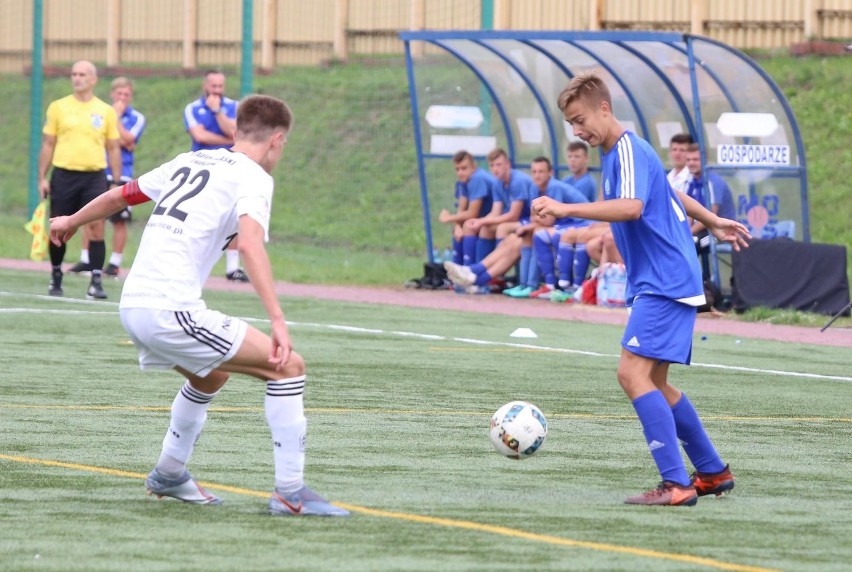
[1,403,849,423]
[0,453,777,572]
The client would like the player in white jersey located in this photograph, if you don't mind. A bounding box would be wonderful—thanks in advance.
[49,94,348,517]
[666,133,693,193]
[532,74,750,507]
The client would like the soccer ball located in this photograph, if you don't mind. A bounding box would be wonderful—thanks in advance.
[489,401,548,459]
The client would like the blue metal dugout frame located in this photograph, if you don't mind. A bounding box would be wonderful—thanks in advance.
[400,30,809,289]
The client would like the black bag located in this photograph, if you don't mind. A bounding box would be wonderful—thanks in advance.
[697,280,724,313]
[405,262,449,290]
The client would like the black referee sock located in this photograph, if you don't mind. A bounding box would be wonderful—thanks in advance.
[89,240,106,273]
[49,242,66,268]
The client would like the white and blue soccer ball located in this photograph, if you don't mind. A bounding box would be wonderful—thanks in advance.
[489,401,548,459]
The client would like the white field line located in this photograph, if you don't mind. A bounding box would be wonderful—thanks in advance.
[1,296,850,383]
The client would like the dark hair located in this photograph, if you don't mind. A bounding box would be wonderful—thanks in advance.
[670,133,694,145]
[531,156,552,170]
[452,150,474,164]
[567,141,589,154]
[236,95,293,142]
[558,73,612,113]
[685,143,701,153]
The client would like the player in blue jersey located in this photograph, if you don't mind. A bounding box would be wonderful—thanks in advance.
[533,73,750,506]
[464,148,532,250]
[527,174,590,300]
[184,70,237,152]
[502,157,588,299]
[104,77,146,276]
[562,141,598,203]
[685,143,737,280]
[184,71,247,282]
[438,151,502,266]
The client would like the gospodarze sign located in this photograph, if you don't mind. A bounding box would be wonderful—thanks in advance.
[717,144,790,166]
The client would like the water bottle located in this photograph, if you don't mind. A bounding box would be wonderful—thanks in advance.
[432,248,442,263]
[443,247,453,263]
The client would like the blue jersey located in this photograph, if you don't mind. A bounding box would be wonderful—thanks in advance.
[686,171,735,221]
[529,178,589,226]
[562,172,598,203]
[503,169,534,218]
[454,168,499,218]
[183,95,238,152]
[105,106,146,182]
[601,132,703,305]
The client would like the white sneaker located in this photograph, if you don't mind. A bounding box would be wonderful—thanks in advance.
[443,261,476,286]
[145,468,222,505]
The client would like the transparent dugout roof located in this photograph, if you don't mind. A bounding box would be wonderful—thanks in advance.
[400,30,810,274]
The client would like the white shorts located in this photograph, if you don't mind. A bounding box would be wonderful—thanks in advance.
[119,307,248,377]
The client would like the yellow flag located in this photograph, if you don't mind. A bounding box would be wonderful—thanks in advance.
[24,200,49,261]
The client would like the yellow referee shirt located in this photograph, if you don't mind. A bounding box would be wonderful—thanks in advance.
[43,95,119,172]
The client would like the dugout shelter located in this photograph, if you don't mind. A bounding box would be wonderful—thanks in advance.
[400,30,810,289]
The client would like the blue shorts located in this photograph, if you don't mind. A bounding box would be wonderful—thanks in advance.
[621,295,696,365]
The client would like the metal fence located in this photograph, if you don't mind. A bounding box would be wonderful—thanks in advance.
[1,0,850,73]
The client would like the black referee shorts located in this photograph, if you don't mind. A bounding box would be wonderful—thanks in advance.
[107,176,133,224]
[49,167,108,218]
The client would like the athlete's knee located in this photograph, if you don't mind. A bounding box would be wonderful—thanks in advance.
[187,369,230,394]
[283,351,306,377]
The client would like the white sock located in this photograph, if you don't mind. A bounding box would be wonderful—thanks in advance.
[109,252,123,266]
[225,250,240,273]
[558,279,571,289]
[156,380,218,478]
[79,249,89,264]
[265,376,306,493]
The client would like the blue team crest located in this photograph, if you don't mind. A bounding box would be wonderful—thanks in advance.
[604,178,611,198]
[90,113,104,128]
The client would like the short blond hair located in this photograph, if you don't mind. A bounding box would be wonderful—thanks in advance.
[557,73,611,113]
[111,76,133,91]
[486,148,508,163]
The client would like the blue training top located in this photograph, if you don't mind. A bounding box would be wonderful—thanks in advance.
[601,131,704,305]
[504,169,534,218]
[105,105,146,182]
[686,171,736,221]
[454,167,499,218]
[529,177,589,227]
[183,95,238,152]
[562,171,598,203]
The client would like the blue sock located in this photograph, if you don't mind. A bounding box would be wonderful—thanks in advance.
[533,231,556,286]
[452,238,462,265]
[671,394,725,474]
[573,244,590,285]
[462,236,477,266]
[632,390,690,486]
[558,243,575,285]
[525,249,539,287]
[519,246,531,286]
[476,238,496,262]
[470,262,486,275]
[475,270,492,286]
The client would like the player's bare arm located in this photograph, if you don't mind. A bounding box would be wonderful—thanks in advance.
[677,191,751,251]
[106,138,123,182]
[236,214,292,370]
[37,134,57,199]
[439,196,479,224]
[532,195,642,223]
[188,124,233,146]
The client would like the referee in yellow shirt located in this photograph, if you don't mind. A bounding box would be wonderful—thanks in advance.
[38,60,122,299]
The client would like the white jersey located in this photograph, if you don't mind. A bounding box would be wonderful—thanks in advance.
[667,166,690,193]
[120,149,273,311]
